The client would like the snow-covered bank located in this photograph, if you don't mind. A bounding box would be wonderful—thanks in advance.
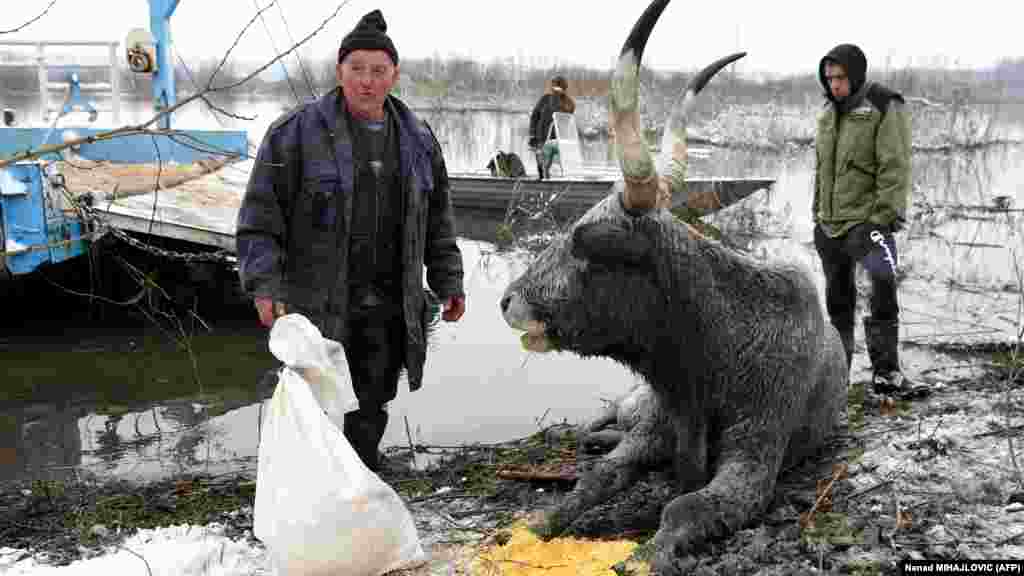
[1,524,269,576]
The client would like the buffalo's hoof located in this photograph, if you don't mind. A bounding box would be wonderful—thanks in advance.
[650,548,698,576]
[533,508,572,541]
[649,524,703,576]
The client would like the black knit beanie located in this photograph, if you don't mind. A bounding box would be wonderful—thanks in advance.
[337,9,398,65]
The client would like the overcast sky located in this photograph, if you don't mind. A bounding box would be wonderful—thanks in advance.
[1,0,1019,77]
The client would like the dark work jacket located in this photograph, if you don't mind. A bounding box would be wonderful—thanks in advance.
[529,92,575,145]
[235,87,465,391]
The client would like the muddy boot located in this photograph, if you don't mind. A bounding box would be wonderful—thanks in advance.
[863,317,929,399]
[258,367,281,395]
[343,408,389,472]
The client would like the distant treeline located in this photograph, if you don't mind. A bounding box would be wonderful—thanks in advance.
[2,51,1022,110]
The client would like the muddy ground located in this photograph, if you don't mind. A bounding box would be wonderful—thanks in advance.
[1,338,1021,575]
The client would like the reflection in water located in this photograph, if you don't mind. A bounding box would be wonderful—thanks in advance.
[72,399,264,482]
[94,414,125,470]
[1,401,85,483]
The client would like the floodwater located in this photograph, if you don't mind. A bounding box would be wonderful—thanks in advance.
[1,95,1022,485]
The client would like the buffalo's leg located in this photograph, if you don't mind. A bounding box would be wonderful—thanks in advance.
[540,404,674,539]
[565,416,708,537]
[580,429,627,454]
[578,399,623,453]
[563,468,678,537]
[649,427,791,575]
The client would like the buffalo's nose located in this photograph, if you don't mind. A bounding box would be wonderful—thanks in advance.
[500,294,511,313]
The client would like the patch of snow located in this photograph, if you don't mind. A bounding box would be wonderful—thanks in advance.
[0,524,270,576]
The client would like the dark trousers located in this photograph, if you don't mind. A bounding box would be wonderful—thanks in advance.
[814,223,901,372]
[533,148,547,180]
[340,302,405,472]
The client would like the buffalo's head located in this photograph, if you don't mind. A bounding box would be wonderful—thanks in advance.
[500,0,744,372]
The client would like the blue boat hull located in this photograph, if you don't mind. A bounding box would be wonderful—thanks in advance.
[0,126,248,277]
[1,161,90,276]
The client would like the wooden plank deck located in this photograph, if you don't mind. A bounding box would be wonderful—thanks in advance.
[92,161,249,252]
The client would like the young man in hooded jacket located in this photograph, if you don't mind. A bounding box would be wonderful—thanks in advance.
[235,9,466,471]
[812,43,927,398]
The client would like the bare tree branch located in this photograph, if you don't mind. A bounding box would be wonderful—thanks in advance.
[207,0,279,88]
[0,0,58,35]
[211,0,351,93]
[0,0,352,168]
[175,52,257,121]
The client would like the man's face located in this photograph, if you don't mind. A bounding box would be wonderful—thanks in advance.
[824,62,850,100]
[336,50,399,120]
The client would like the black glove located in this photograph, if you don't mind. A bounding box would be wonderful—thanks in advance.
[528,137,538,149]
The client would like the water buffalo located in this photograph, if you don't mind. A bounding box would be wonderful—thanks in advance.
[499,0,847,572]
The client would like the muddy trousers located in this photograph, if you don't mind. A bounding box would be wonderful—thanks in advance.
[341,303,406,472]
[813,223,901,374]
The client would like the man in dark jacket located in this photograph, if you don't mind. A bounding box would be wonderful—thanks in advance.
[813,43,926,398]
[528,75,576,179]
[235,9,466,471]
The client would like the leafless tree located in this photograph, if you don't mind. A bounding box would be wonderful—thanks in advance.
[0,0,58,35]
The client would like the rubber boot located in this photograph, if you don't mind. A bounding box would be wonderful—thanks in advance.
[863,317,899,376]
[863,317,929,398]
[343,408,389,472]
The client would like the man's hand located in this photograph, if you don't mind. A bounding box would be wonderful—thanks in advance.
[442,295,465,322]
[254,297,285,328]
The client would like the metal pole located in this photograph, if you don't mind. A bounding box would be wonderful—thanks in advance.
[36,43,48,122]
[149,0,180,130]
[109,42,121,125]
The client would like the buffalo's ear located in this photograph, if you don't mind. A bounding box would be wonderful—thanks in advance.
[571,220,654,268]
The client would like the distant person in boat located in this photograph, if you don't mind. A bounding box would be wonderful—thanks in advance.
[235,8,466,473]
[812,43,926,399]
[528,75,576,179]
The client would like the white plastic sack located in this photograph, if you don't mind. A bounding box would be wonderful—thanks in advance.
[254,313,426,576]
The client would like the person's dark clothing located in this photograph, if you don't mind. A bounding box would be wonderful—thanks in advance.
[337,9,399,65]
[236,87,464,469]
[348,116,403,306]
[342,303,406,471]
[528,91,576,179]
[529,93,563,149]
[814,222,900,370]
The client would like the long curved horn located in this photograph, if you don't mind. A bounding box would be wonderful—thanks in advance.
[658,52,747,207]
[612,0,670,212]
